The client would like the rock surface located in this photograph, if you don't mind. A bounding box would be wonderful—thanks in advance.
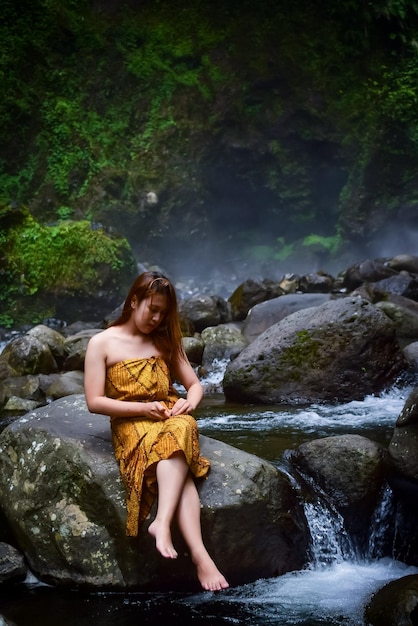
[365,574,418,626]
[290,434,385,548]
[0,395,308,590]
[223,297,407,404]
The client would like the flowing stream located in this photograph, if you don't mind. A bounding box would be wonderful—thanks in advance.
[0,361,417,625]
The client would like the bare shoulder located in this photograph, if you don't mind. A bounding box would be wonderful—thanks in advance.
[87,327,119,351]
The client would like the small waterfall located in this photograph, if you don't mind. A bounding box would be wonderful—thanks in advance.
[304,498,357,567]
[367,484,396,559]
[199,357,230,393]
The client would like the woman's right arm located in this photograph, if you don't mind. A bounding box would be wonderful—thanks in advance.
[84,334,170,420]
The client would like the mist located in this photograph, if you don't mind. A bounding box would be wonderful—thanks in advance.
[135,210,418,298]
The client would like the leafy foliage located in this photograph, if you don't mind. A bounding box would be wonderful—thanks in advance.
[0,207,136,326]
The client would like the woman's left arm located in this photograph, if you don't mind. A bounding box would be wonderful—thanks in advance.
[170,357,203,416]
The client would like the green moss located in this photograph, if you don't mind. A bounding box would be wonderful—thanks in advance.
[280,330,322,369]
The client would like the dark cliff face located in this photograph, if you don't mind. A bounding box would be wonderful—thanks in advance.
[2,0,418,278]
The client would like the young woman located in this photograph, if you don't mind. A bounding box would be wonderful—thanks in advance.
[84,271,229,592]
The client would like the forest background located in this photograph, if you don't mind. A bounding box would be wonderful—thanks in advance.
[2,0,418,326]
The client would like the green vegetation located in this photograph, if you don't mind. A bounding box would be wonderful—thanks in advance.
[2,0,418,323]
[0,204,136,326]
[302,233,343,258]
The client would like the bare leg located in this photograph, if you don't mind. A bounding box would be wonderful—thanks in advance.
[148,453,188,559]
[176,474,229,591]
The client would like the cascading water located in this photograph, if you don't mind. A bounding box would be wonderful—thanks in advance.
[304,496,356,568]
[184,476,417,626]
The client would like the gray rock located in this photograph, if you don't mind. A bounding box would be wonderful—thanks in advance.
[242,293,333,343]
[373,272,418,301]
[298,272,336,293]
[224,297,406,404]
[179,294,232,333]
[290,434,385,544]
[387,254,418,275]
[0,395,308,590]
[403,342,418,371]
[228,278,283,321]
[46,370,85,399]
[182,336,205,365]
[365,574,418,626]
[27,325,66,363]
[63,329,101,371]
[376,295,418,338]
[388,387,418,481]
[201,323,247,367]
[0,543,27,584]
[0,335,58,379]
[342,259,397,291]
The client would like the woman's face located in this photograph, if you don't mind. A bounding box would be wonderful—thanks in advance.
[132,293,168,334]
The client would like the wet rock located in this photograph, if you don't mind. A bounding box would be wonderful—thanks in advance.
[342,258,397,291]
[387,254,418,275]
[373,272,418,302]
[298,272,335,293]
[290,434,385,546]
[46,371,85,399]
[0,395,309,590]
[201,323,247,368]
[388,387,418,481]
[376,295,418,339]
[0,543,27,585]
[0,335,58,379]
[365,574,418,626]
[179,294,232,332]
[403,342,418,371]
[228,278,283,321]
[182,336,205,365]
[63,329,101,371]
[343,259,397,291]
[27,325,66,365]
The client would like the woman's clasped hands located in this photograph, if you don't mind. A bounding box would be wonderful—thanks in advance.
[146,398,195,420]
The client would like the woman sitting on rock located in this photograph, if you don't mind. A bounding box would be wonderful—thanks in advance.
[84,271,229,592]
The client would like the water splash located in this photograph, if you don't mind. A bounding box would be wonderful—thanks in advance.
[367,484,396,560]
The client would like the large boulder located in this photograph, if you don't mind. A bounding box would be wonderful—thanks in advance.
[242,293,333,343]
[290,434,386,548]
[387,254,418,275]
[223,297,407,404]
[0,396,308,590]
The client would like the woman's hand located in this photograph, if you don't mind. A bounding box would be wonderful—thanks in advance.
[145,401,171,420]
[170,397,195,416]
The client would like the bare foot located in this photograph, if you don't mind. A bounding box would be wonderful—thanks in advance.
[148,519,178,559]
[194,553,229,592]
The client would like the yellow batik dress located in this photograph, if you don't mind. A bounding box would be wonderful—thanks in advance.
[105,356,210,536]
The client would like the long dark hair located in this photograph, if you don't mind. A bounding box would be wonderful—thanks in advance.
[109,271,185,365]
